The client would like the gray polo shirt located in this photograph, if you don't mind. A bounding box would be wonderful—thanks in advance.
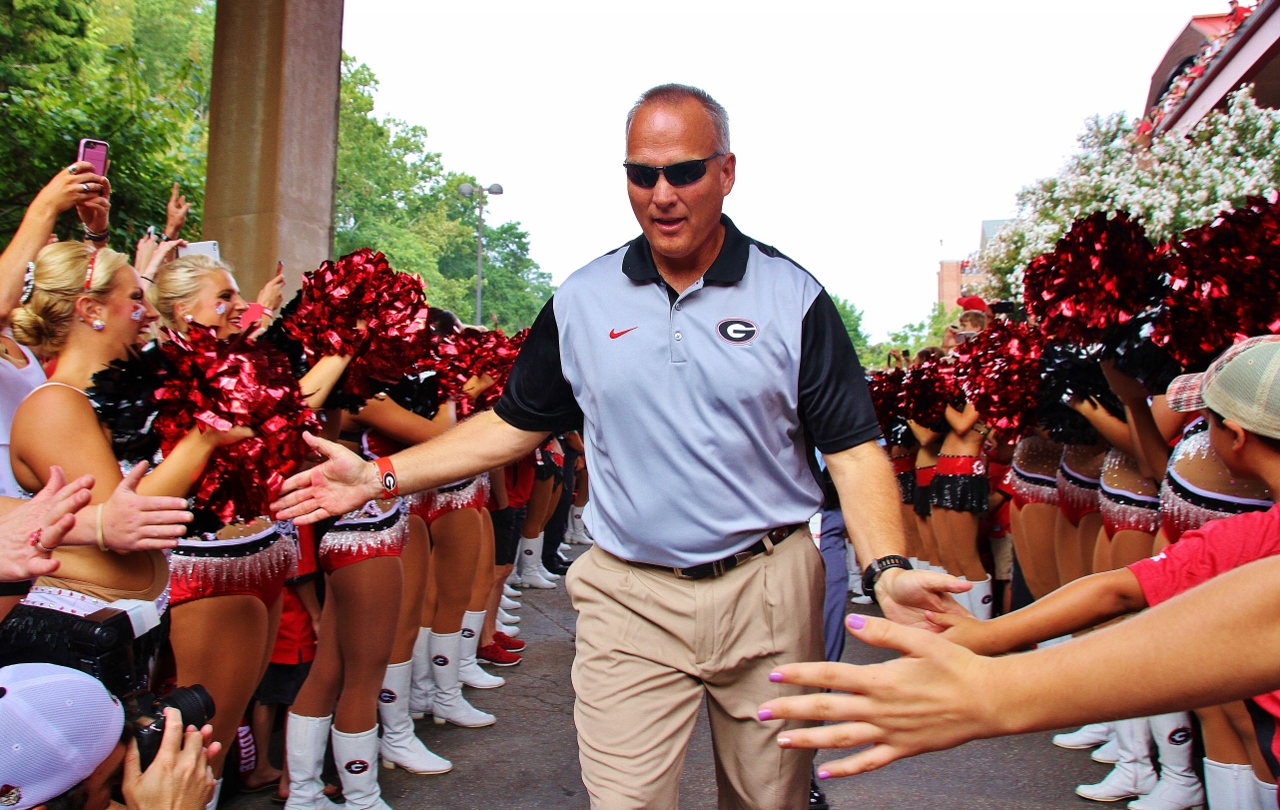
[496,216,879,567]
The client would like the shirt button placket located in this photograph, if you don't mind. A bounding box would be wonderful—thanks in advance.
[671,301,688,364]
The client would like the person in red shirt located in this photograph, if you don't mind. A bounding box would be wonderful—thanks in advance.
[762,336,1280,810]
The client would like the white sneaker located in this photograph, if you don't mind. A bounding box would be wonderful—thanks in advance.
[850,594,874,606]
[500,595,521,611]
[1055,723,1113,750]
[497,608,520,624]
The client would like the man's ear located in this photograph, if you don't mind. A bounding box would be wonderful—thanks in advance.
[1223,418,1249,452]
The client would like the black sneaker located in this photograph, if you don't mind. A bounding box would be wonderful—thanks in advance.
[809,777,831,810]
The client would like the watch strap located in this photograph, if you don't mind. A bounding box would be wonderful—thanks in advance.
[861,554,913,603]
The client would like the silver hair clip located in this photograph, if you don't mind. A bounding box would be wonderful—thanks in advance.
[19,262,34,305]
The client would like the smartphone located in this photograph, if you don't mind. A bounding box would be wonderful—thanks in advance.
[77,139,109,176]
[276,261,284,276]
[176,241,220,260]
[240,302,268,327]
[956,330,978,344]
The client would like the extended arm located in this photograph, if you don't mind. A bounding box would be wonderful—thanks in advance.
[944,403,980,435]
[347,395,452,447]
[273,410,548,523]
[1071,398,1133,455]
[934,568,1147,655]
[758,555,1280,776]
[825,441,967,628]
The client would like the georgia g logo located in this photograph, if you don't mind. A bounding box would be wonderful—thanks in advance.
[716,318,758,345]
[1168,728,1193,746]
[345,760,370,775]
[1,785,21,807]
[381,469,397,493]
[378,689,396,704]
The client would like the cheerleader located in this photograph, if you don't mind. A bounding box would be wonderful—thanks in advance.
[930,399,992,617]
[146,253,349,801]
[2,243,249,673]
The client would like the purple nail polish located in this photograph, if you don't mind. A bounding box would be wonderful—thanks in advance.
[757,709,773,721]
[846,614,866,631]
[769,672,784,683]
[817,770,831,780]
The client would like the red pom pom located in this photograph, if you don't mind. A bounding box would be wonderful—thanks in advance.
[951,320,1043,435]
[153,326,320,524]
[1152,194,1280,369]
[431,327,527,416]
[902,357,956,428]
[1023,212,1162,346]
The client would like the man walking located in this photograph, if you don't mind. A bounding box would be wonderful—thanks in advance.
[275,83,965,809]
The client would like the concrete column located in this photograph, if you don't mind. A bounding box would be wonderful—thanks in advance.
[203,0,343,301]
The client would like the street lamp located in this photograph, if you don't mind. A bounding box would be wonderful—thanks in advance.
[458,182,503,325]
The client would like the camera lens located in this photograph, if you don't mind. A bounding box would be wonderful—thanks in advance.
[160,684,215,729]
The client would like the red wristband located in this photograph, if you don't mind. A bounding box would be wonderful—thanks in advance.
[374,457,398,499]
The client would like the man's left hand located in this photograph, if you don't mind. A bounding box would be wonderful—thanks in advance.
[874,568,972,631]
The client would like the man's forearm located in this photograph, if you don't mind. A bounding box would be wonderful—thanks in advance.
[390,410,548,495]
[825,442,906,564]
[993,556,1280,737]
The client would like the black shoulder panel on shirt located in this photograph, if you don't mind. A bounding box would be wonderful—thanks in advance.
[798,289,882,453]
[494,296,585,434]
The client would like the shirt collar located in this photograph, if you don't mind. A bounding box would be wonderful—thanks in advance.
[621,215,750,285]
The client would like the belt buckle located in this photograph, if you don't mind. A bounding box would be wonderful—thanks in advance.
[672,566,695,580]
[711,559,726,578]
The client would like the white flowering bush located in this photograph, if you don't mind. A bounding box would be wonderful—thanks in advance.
[979,87,1280,300]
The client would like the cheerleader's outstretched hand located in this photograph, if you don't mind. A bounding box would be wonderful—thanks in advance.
[272,433,381,523]
[758,614,1001,777]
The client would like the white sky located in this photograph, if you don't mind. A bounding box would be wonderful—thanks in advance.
[342,0,1217,340]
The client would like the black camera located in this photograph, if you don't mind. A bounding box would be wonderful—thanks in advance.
[68,604,215,770]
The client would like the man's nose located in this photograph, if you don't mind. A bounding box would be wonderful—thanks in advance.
[652,174,678,204]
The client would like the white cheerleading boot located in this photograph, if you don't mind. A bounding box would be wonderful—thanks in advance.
[284,713,334,810]
[1128,713,1203,810]
[205,778,222,810]
[1076,717,1157,802]
[515,534,557,589]
[531,534,563,582]
[497,608,520,624]
[1055,723,1113,750]
[503,582,520,598]
[952,578,974,615]
[495,619,520,637]
[331,727,391,810]
[408,627,434,720]
[458,610,505,689]
[500,594,521,611]
[1093,737,1121,763]
[968,576,994,620]
[1202,760,1262,810]
[378,662,452,774]
[430,631,496,727]
[565,506,587,543]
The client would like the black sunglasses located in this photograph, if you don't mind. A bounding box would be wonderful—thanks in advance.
[623,153,724,189]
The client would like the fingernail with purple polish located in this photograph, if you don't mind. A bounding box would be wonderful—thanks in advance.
[847,614,866,630]
[817,770,831,780]
[769,671,784,683]
[757,709,773,721]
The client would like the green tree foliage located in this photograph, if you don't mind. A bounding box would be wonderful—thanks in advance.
[828,293,878,368]
[0,0,213,244]
[335,55,551,332]
[886,302,958,358]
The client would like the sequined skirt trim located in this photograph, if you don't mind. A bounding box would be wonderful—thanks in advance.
[320,499,409,557]
[169,526,297,591]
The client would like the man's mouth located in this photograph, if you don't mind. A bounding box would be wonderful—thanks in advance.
[653,217,685,233]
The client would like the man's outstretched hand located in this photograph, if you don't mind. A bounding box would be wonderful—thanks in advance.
[271,433,379,524]
[874,567,973,631]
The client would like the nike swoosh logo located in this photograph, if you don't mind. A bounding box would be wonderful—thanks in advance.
[609,327,638,339]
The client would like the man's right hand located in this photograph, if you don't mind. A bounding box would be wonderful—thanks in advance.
[271,433,380,524]
[122,709,220,810]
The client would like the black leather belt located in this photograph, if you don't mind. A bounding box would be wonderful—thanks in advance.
[638,524,804,581]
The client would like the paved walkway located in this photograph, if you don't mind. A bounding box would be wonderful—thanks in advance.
[230,549,1112,810]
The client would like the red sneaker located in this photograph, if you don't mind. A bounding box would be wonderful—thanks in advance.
[494,631,526,652]
[477,642,522,667]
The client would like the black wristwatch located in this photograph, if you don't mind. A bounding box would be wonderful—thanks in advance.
[861,555,913,603]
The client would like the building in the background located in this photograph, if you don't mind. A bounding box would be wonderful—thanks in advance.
[1142,0,1280,138]
[937,220,1005,307]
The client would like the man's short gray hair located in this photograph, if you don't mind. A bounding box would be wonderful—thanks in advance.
[626,84,730,154]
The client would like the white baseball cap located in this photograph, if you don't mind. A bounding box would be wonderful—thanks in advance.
[1165,335,1280,440]
[0,664,125,810]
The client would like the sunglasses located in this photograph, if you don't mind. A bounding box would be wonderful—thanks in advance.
[623,153,724,189]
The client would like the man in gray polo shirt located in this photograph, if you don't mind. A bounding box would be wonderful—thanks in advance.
[275,83,967,810]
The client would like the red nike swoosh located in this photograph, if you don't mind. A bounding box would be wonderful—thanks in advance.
[609,327,638,339]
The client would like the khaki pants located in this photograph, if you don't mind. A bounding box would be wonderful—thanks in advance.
[566,528,824,810]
